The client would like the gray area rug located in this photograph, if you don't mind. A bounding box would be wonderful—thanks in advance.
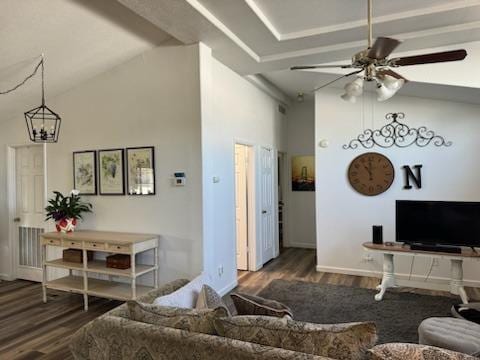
[258,279,458,344]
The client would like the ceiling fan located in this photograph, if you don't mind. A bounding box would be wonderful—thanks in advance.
[291,0,467,102]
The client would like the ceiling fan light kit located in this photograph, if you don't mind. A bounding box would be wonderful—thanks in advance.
[340,93,357,103]
[376,82,397,102]
[340,77,364,102]
[291,0,468,102]
[380,74,404,91]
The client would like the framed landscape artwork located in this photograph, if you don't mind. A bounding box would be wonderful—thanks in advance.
[126,146,155,195]
[291,155,315,191]
[73,151,97,195]
[98,149,125,195]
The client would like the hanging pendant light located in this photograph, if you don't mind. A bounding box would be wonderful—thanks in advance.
[24,55,61,143]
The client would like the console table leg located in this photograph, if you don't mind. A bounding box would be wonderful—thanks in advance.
[154,247,158,289]
[83,249,89,311]
[42,244,47,303]
[451,259,469,304]
[375,253,396,301]
[131,253,136,300]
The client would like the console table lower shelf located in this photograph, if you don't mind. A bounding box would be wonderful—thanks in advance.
[42,230,159,310]
[363,242,480,304]
[45,275,153,301]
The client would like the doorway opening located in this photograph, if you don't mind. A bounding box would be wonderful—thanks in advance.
[8,144,46,282]
[234,143,254,272]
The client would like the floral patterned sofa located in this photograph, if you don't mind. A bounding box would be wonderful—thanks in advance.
[69,279,477,360]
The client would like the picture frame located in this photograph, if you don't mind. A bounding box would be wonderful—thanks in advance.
[126,146,156,195]
[291,155,315,191]
[73,150,97,195]
[98,149,125,195]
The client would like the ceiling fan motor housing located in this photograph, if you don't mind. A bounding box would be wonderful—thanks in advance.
[352,50,371,66]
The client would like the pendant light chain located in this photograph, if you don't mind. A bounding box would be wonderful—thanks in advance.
[41,54,45,106]
[0,56,43,95]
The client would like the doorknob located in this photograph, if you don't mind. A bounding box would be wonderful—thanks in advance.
[262,210,267,214]
[13,217,21,223]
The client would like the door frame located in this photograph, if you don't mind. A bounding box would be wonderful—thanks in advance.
[234,143,249,271]
[7,143,48,281]
[233,140,257,272]
[277,151,287,253]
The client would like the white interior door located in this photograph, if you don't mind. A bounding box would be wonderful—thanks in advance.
[235,144,249,270]
[15,145,45,282]
[260,146,275,264]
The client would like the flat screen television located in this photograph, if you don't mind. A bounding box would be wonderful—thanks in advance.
[396,200,480,248]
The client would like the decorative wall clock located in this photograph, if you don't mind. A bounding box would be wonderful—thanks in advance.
[348,152,394,196]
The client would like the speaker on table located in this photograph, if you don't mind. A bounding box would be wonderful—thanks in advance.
[372,225,383,245]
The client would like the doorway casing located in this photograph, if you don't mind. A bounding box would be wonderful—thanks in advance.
[233,140,281,273]
[7,143,48,282]
[234,141,257,272]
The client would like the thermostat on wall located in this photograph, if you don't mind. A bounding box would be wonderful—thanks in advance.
[173,172,186,186]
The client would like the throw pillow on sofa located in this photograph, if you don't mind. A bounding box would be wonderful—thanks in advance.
[368,343,478,360]
[230,292,293,318]
[196,284,231,316]
[214,315,377,360]
[153,273,204,308]
[127,301,228,335]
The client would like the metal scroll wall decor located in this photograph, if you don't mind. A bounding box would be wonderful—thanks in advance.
[343,112,452,149]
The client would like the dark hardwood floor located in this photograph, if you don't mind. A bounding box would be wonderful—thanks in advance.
[1,247,478,359]
[0,281,121,360]
[235,248,480,300]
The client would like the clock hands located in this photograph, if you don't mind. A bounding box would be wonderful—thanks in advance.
[364,161,374,181]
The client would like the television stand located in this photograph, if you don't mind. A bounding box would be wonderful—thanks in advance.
[410,243,461,254]
[363,242,480,303]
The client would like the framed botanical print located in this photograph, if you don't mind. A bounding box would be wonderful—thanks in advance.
[126,146,155,195]
[73,150,97,195]
[98,149,125,195]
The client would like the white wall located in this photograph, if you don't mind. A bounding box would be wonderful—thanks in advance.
[200,44,286,294]
[315,88,480,290]
[0,42,287,294]
[285,100,316,248]
[0,45,203,284]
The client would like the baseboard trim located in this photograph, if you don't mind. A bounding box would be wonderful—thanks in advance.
[316,265,480,290]
[217,279,238,297]
[284,242,316,249]
[0,273,14,281]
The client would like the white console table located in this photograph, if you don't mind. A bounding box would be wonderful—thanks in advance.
[42,230,159,311]
[363,242,480,303]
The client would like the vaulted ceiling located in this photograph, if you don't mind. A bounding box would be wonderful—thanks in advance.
[0,0,175,122]
[2,0,480,115]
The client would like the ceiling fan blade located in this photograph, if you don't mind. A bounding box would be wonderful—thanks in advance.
[367,37,402,59]
[391,49,467,66]
[291,64,353,70]
[376,69,408,82]
[312,69,364,92]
